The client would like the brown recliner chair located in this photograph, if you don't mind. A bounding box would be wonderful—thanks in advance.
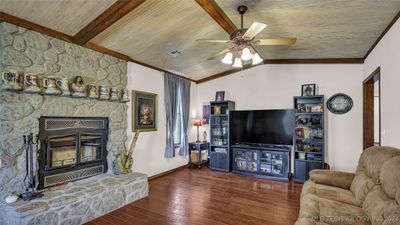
[295,146,400,225]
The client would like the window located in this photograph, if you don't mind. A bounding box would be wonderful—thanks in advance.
[173,86,183,147]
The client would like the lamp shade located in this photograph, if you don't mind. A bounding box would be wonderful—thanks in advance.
[221,52,233,64]
[241,47,252,61]
[252,53,263,65]
[232,57,243,68]
[193,118,202,126]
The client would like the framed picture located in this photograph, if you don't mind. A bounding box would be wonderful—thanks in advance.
[301,84,316,96]
[132,90,157,132]
[202,105,210,124]
[215,91,225,101]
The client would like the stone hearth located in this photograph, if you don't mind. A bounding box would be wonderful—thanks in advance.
[0,173,148,225]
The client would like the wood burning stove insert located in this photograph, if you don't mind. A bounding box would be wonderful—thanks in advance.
[38,117,108,189]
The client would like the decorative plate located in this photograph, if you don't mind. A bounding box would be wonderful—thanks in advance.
[327,93,353,114]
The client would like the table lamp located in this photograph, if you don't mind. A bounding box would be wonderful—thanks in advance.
[193,118,202,143]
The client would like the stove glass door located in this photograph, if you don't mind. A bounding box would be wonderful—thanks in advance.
[48,134,78,169]
[80,134,102,163]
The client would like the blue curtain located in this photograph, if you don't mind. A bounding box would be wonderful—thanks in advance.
[164,73,179,158]
[164,73,191,158]
[178,78,191,156]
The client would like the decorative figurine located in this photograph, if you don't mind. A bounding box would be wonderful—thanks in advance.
[56,77,71,96]
[203,131,207,143]
[23,73,41,93]
[1,70,22,90]
[110,87,119,101]
[71,76,86,97]
[99,85,110,100]
[87,84,99,98]
[42,76,61,95]
[120,88,130,102]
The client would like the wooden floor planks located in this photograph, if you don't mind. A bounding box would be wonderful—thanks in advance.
[86,168,302,225]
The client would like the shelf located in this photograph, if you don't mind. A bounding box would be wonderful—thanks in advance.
[296,138,323,143]
[211,114,228,117]
[295,112,323,115]
[295,159,324,163]
[295,151,323,154]
[295,125,322,128]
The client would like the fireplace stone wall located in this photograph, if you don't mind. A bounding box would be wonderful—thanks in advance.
[0,22,128,201]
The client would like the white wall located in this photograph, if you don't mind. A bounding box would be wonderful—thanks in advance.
[197,64,364,172]
[126,62,197,177]
[364,19,400,148]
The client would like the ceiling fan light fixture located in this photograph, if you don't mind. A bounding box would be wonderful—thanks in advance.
[232,57,243,68]
[241,47,252,61]
[221,52,233,64]
[252,53,263,65]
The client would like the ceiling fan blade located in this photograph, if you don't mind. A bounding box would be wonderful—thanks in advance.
[254,38,297,45]
[243,22,267,40]
[196,39,230,43]
[207,48,231,60]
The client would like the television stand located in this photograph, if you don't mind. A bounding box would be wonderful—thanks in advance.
[231,145,291,182]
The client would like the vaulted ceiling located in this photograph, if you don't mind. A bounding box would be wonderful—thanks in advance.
[1,0,400,82]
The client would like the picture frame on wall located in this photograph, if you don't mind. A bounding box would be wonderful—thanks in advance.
[301,84,316,96]
[132,90,157,132]
[215,91,225,101]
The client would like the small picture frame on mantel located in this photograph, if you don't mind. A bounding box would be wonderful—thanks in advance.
[301,84,316,96]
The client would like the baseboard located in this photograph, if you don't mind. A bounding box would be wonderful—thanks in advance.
[148,164,188,181]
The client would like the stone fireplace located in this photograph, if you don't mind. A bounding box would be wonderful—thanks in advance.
[0,22,149,225]
[38,117,109,189]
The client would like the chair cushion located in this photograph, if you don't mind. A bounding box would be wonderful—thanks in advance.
[363,187,400,225]
[351,171,377,202]
[355,147,400,184]
[380,156,400,203]
[350,147,400,201]
[297,194,370,225]
[301,180,362,207]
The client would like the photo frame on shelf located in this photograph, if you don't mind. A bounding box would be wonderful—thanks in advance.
[215,91,225,101]
[301,84,316,96]
[132,90,157,132]
[202,104,210,124]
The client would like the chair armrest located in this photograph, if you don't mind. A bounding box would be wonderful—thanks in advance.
[309,170,355,190]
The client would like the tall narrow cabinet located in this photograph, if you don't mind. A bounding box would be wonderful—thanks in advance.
[293,96,325,183]
[209,101,235,172]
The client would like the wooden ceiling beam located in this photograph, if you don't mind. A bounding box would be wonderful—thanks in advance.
[0,11,73,42]
[0,11,195,82]
[195,0,237,34]
[72,0,145,45]
[196,58,364,84]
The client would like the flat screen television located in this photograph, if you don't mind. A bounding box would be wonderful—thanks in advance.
[230,109,294,146]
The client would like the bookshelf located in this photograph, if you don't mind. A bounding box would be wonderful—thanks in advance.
[209,101,235,172]
[293,95,325,183]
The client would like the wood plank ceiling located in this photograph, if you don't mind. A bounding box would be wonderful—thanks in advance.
[1,0,400,82]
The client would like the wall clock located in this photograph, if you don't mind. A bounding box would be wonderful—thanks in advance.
[327,93,353,114]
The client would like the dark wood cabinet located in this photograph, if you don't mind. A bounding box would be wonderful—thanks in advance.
[232,145,291,182]
[293,96,326,183]
[209,101,235,172]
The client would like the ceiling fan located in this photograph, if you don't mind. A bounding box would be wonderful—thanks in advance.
[196,5,297,68]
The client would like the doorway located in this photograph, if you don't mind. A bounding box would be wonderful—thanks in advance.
[363,67,381,149]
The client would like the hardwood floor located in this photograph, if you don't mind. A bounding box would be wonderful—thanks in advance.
[86,168,302,225]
